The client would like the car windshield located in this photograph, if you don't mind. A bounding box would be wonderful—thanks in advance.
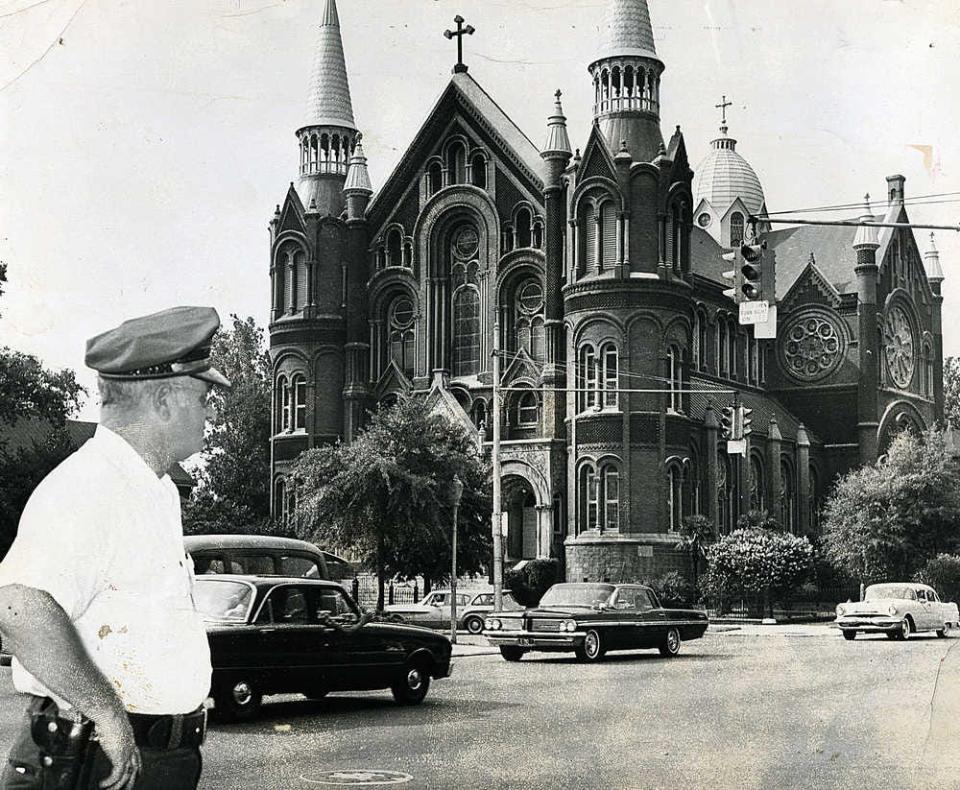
[538,583,616,608]
[864,585,918,602]
[194,580,254,622]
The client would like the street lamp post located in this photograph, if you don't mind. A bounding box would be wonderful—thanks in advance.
[450,475,464,644]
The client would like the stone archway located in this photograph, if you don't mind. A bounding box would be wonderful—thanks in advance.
[503,475,538,562]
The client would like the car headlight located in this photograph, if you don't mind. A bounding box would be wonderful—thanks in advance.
[836,605,846,616]
[888,604,898,616]
[485,618,501,631]
[561,619,577,632]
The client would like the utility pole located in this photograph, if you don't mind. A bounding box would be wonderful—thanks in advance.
[449,476,464,644]
[491,324,504,612]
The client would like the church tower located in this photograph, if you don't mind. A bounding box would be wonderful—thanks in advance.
[268,0,364,522]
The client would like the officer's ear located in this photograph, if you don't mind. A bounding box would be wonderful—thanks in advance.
[151,381,175,422]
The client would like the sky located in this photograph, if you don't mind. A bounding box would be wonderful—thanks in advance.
[2,0,959,421]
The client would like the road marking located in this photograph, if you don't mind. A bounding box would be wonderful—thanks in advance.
[300,770,413,786]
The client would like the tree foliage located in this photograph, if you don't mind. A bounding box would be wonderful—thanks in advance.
[945,356,960,429]
[820,428,960,584]
[915,554,960,606]
[291,396,492,610]
[676,514,715,597]
[182,315,273,535]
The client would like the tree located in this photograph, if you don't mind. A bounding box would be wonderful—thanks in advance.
[945,356,960,428]
[821,428,960,585]
[182,315,274,535]
[676,514,715,597]
[291,396,492,610]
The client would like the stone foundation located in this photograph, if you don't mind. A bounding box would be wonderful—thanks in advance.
[564,532,689,584]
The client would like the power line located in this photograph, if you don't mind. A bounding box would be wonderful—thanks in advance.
[763,191,960,217]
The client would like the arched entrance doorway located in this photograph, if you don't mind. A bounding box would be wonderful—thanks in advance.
[503,475,538,561]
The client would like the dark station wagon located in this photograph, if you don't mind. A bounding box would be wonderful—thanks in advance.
[195,575,453,720]
[483,582,708,662]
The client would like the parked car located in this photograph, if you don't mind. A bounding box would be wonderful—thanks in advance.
[835,582,960,641]
[385,589,523,634]
[185,534,356,591]
[483,582,708,662]
[194,575,453,720]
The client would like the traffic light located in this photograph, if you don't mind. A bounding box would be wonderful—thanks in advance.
[739,242,766,302]
[738,406,753,440]
[719,406,735,440]
[721,249,741,304]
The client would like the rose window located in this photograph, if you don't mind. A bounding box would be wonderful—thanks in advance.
[781,313,843,382]
[454,227,479,259]
[883,305,916,389]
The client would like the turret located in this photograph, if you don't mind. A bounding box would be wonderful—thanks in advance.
[343,133,373,220]
[853,195,880,465]
[588,0,664,162]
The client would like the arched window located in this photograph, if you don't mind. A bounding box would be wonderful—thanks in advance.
[749,335,759,384]
[514,278,545,361]
[427,161,442,195]
[579,199,600,272]
[581,464,599,530]
[694,311,707,371]
[925,343,935,397]
[717,451,733,535]
[470,153,486,188]
[602,343,619,408]
[515,389,540,428]
[386,229,403,268]
[291,374,307,431]
[603,465,620,530]
[730,212,744,246]
[532,222,543,250]
[388,295,416,377]
[446,142,466,185]
[274,478,287,526]
[579,461,621,532]
[274,261,286,316]
[599,202,617,271]
[276,375,291,433]
[668,345,683,412]
[780,459,796,533]
[750,455,765,512]
[516,207,532,249]
[578,344,598,412]
[670,203,682,273]
[472,399,487,431]
[809,465,820,534]
[685,456,701,516]
[667,463,683,532]
[452,284,480,377]
[719,320,730,377]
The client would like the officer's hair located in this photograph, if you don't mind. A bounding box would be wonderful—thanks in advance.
[97,376,159,411]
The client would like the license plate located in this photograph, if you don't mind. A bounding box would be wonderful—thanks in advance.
[519,637,533,646]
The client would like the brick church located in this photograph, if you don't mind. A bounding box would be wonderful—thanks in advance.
[267,0,945,582]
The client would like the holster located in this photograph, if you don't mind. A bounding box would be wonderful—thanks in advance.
[27,700,94,790]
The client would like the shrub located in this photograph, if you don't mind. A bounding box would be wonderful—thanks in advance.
[702,528,815,614]
[644,571,696,608]
[505,559,561,607]
[915,554,960,604]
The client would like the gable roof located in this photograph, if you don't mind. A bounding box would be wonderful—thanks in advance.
[367,71,543,222]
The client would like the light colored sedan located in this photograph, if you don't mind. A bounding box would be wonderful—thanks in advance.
[385,589,522,634]
[835,582,960,641]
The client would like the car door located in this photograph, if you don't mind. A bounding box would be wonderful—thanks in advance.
[608,587,642,649]
[637,588,668,647]
[917,588,939,631]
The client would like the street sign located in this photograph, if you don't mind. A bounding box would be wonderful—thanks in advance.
[739,300,769,325]
[753,304,778,339]
[726,439,746,456]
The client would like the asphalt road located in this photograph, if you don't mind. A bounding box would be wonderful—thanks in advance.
[2,628,960,790]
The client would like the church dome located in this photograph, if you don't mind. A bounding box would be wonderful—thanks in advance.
[693,125,765,217]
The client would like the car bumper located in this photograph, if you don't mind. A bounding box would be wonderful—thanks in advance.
[483,630,585,648]
[836,617,902,631]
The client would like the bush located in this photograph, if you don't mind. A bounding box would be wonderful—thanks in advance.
[915,554,960,604]
[505,559,561,607]
[643,571,696,608]
[702,528,814,615]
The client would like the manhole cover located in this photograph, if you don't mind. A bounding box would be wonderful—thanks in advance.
[301,770,413,786]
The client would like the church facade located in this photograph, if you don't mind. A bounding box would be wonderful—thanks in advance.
[268,0,945,583]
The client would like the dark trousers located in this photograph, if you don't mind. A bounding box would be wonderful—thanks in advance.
[1,702,202,790]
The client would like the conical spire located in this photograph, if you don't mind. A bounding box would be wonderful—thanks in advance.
[303,0,356,130]
[853,194,879,249]
[543,90,572,156]
[596,0,658,62]
[925,232,944,283]
[344,133,372,194]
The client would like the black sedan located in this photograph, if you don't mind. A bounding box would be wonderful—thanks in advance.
[194,575,453,720]
[483,582,708,662]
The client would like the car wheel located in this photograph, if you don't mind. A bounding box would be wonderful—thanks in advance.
[214,678,262,722]
[391,660,431,705]
[937,628,948,638]
[842,630,857,641]
[575,629,605,663]
[658,627,682,657]
[465,616,484,635]
[899,617,912,641]
[499,646,525,662]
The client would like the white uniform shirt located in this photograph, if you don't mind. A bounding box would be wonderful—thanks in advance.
[0,426,211,714]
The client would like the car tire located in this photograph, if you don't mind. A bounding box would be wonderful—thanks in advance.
[658,627,682,657]
[899,617,912,641]
[391,660,431,705]
[465,616,484,635]
[937,628,948,638]
[842,630,857,641]
[214,678,263,722]
[575,629,606,663]
[499,646,525,662]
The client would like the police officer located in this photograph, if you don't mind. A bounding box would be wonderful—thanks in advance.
[0,306,232,789]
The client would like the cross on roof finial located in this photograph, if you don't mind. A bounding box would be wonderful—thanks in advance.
[443,15,475,74]
[716,94,733,125]
[555,89,562,100]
